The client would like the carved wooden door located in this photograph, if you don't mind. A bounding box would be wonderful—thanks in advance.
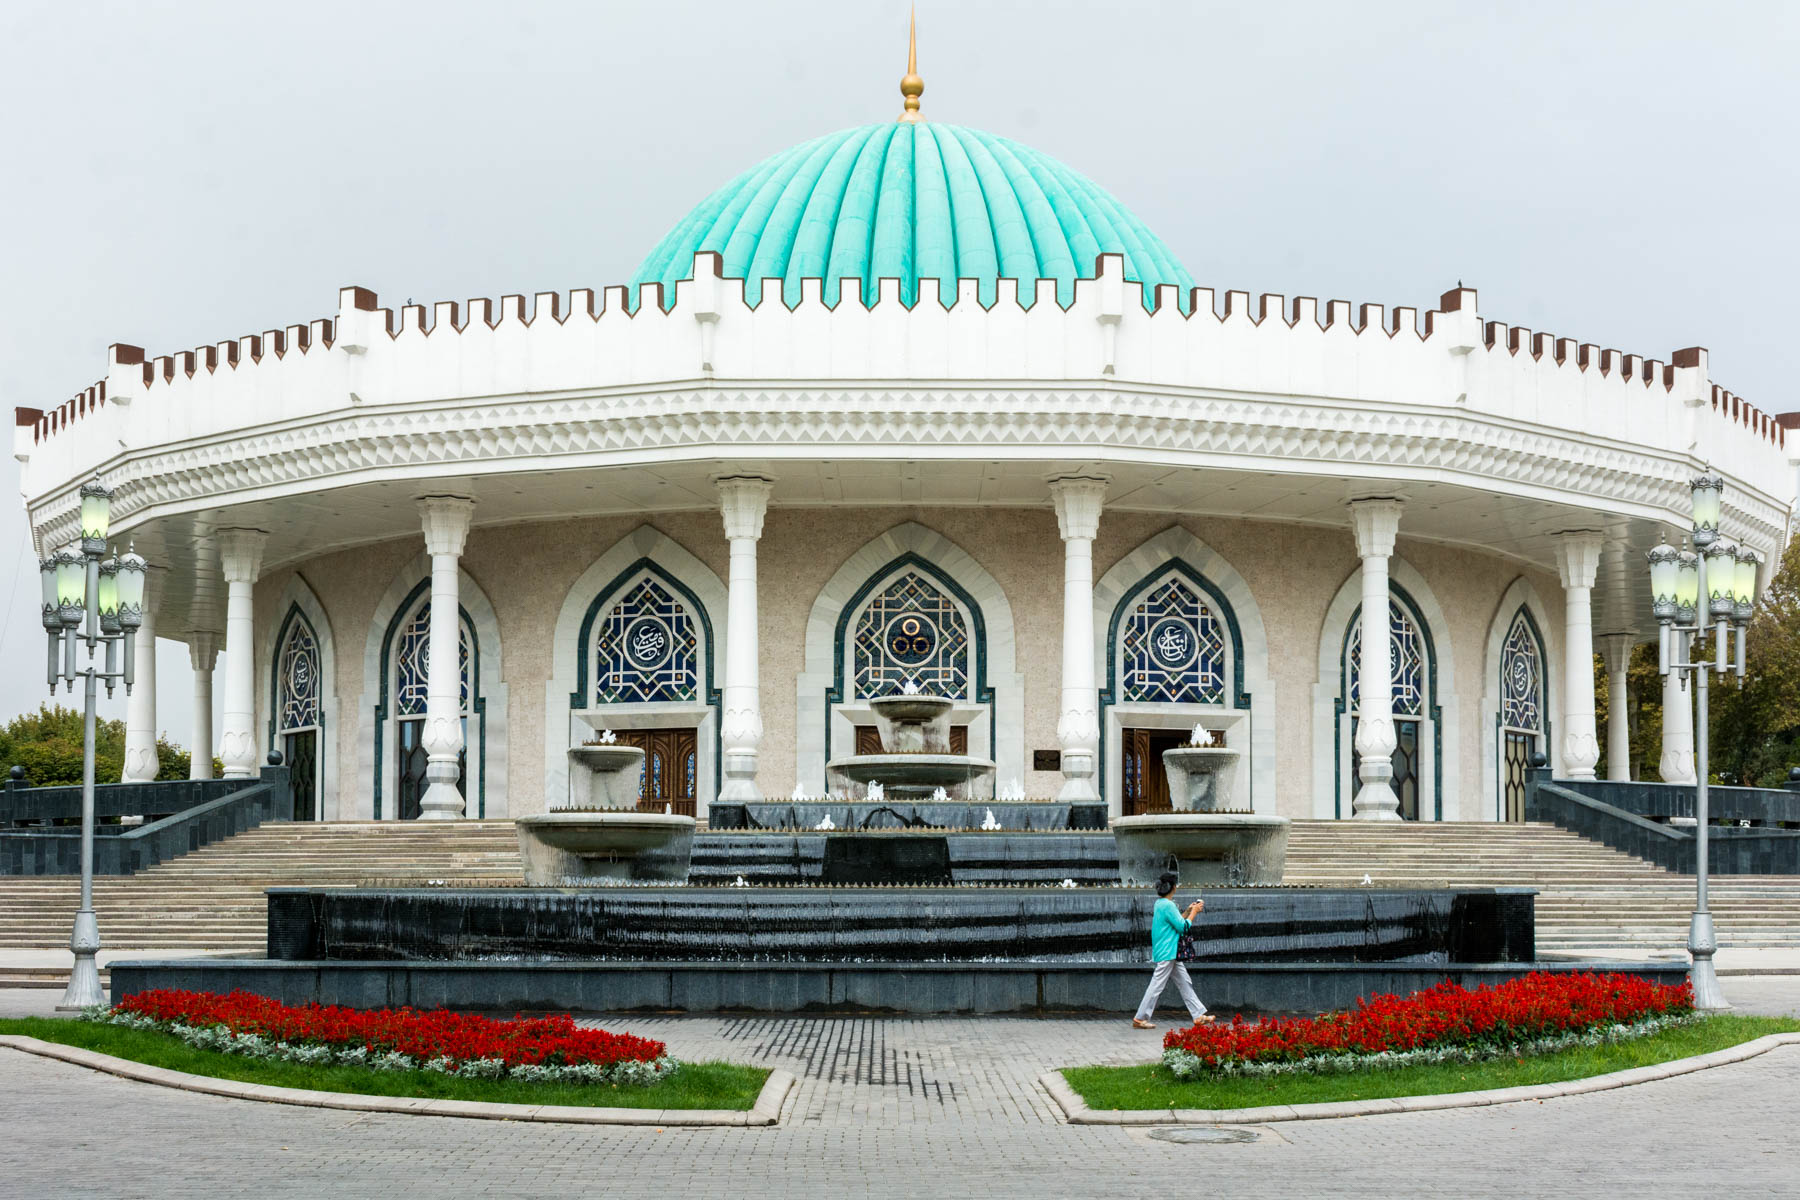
[616,728,698,816]
[1121,728,1185,815]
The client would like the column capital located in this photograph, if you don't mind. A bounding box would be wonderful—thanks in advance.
[716,475,773,541]
[188,630,221,671]
[1049,476,1108,541]
[1554,530,1606,589]
[1596,632,1637,675]
[217,528,268,585]
[417,495,475,557]
[1348,498,1404,559]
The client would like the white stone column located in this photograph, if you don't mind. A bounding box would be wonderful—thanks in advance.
[1349,499,1405,819]
[417,497,474,820]
[1554,531,1605,780]
[1051,477,1107,804]
[120,568,163,782]
[188,631,219,780]
[1596,633,1635,782]
[717,476,772,805]
[217,529,267,779]
[1660,670,1697,784]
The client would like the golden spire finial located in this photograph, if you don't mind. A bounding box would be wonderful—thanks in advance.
[898,7,924,123]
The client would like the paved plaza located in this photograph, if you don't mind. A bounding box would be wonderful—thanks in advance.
[3,975,1799,1198]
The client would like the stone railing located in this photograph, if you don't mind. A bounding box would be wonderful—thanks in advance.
[0,761,290,875]
[1525,765,1800,874]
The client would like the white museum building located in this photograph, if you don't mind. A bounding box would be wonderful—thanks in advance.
[14,67,1797,830]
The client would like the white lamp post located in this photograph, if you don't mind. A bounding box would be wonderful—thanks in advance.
[1649,469,1752,1012]
[38,480,149,1010]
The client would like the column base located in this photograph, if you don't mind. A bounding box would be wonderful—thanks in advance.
[718,749,762,804]
[122,743,160,784]
[419,759,467,820]
[219,729,259,780]
[1351,779,1402,820]
[1057,749,1100,804]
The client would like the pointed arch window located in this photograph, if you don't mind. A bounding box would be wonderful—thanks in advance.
[274,614,322,821]
[1341,594,1436,821]
[594,577,699,704]
[1347,599,1426,718]
[395,601,471,717]
[1500,613,1544,734]
[391,598,476,820]
[1119,577,1227,704]
[1499,609,1547,822]
[851,570,971,698]
[277,622,321,733]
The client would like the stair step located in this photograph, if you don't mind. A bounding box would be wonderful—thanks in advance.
[4,818,1795,951]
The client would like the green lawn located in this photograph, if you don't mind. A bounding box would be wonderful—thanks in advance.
[1061,1015,1800,1112]
[0,1018,769,1110]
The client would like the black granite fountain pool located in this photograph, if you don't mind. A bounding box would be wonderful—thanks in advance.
[106,715,1686,1015]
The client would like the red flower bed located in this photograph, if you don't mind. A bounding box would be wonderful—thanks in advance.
[115,989,665,1069]
[1164,972,1692,1068]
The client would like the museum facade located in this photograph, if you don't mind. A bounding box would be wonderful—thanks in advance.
[14,83,1795,828]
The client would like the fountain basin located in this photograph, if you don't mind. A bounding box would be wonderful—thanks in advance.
[707,800,1109,832]
[514,811,693,884]
[1112,811,1290,886]
[868,695,956,725]
[828,753,997,801]
[564,745,645,811]
[1160,745,1242,811]
[867,694,957,752]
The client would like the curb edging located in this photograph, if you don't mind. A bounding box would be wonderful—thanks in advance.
[0,1036,793,1127]
[1041,1033,1800,1125]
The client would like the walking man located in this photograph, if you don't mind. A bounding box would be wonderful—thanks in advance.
[1132,871,1214,1029]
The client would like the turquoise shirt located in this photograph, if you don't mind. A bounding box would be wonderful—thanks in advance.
[1150,896,1191,963]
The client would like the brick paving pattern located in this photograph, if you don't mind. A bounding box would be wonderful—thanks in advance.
[614,1015,1153,1124]
[4,1005,1798,1198]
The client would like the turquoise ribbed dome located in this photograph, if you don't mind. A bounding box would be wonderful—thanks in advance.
[632,123,1194,311]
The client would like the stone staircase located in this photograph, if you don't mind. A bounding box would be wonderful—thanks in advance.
[0,819,1795,954]
[0,821,521,954]
[1284,821,1800,950]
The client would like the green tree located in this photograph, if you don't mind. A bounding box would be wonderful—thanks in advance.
[1605,534,1800,787]
[0,704,202,786]
[1709,533,1800,786]
[1594,642,1666,781]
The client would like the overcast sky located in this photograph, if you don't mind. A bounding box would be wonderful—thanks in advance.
[2,0,1796,754]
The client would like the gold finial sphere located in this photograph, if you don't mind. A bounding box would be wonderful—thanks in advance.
[898,7,924,122]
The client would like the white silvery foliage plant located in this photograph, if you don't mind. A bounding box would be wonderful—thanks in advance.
[1161,1014,1698,1080]
[87,1009,678,1086]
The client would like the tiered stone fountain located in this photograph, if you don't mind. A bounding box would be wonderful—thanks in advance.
[828,692,996,801]
[1111,726,1289,886]
[513,732,694,884]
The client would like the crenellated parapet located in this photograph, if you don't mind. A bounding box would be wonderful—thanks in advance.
[17,254,1794,555]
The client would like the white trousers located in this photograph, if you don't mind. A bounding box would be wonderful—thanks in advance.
[1134,959,1207,1022]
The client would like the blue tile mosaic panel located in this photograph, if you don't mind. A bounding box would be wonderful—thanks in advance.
[852,571,971,698]
[1347,598,1426,717]
[594,577,699,704]
[396,601,472,717]
[1501,611,1543,732]
[1119,577,1226,704]
[278,622,320,732]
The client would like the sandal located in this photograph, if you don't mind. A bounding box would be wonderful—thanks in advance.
[1131,1018,1157,1029]
[1196,1014,1217,1024]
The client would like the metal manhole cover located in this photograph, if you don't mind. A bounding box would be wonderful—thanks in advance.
[1147,1127,1261,1145]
